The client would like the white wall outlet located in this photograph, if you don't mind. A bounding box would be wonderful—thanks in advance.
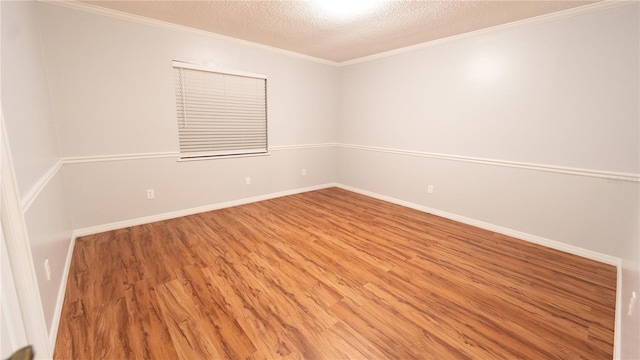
[146,189,155,199]
[245,177,251,185]
[301,168,307,176]
[628,291,637,316]
[44,259,51,281]
[428,185,434,194]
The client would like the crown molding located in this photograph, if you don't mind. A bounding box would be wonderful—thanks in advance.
[339,1,636,66]
[38,0,634,67]
[37,0,339,67]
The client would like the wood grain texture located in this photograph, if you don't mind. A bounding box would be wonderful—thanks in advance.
[54,187,616,359]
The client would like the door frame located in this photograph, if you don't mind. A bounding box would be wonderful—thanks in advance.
[1,107,52,358]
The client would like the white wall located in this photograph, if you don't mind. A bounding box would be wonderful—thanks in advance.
[1,1,61,197]
[339,6,638,174]
[63,148,336,229]
[5,1,638,357]
[22,171,72,331]
[337,3,639,358]
[1,0,73,351]
[35,2,339,230]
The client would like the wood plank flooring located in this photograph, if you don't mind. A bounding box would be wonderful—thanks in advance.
[54,187,617,359]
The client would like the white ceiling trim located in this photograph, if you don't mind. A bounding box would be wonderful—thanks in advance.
[339,0,635,66]
[39,0,632,68]
[37,0,339,66]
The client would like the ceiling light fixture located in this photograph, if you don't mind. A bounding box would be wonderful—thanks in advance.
[310,0,389,21]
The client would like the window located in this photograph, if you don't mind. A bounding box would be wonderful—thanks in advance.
[173,61,267,159]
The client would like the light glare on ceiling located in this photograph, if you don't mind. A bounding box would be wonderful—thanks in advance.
[311,0,389,20]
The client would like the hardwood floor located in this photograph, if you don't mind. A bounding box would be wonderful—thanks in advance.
[54,187,617,359]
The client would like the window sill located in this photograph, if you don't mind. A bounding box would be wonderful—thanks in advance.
[177,152,271,162]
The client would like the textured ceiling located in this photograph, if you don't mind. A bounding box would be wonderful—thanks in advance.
[78,0,598,63]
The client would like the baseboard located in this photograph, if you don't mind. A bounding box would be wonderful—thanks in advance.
[336,184,621,266]
[55,182,623,357]
[49,183,337,349]
[49,233,77,350]
[60,182,624,277]
[73,183,338,238]
[614,265,622,360]
[335,183,623,359]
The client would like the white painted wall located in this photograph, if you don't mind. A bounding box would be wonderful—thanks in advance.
[339,6,638,174]
[338,3,639,358]
[23,170,72,332]
[35,2,339,229]
[1,0,73,349]
[63,149,336,229]
[4,0,638,357]
[1,1,61,198]
[37,4,338,157]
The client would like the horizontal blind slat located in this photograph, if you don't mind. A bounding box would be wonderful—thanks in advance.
[174,65,267,158]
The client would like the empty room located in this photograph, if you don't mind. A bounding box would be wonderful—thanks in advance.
[1,0,638,359]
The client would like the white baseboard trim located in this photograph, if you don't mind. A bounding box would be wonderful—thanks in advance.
[49,183,337,349]
[614,265,622,360]
[49,183,336,347]
[335,183,623,358]
[73,183,338,238]
[335,184,621,266]
[49,233,77,349]
[54,182,623,357]
[336,184,622,359]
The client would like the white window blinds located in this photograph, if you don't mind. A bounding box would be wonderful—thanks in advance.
[173,62,267,159]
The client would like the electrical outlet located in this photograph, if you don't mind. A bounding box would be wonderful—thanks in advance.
[44,259,51,281]
[301,169,307,176]
[629,291,637,316]
[245,177,251,185]
[146,189,155,199]
[428,185,434,194]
